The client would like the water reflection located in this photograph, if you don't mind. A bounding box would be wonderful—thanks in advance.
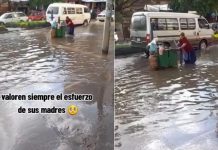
[115,46,218,150]
[0,22,114,150]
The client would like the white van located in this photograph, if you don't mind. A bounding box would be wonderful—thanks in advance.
[130,12,214,52]
[46,3,91,25]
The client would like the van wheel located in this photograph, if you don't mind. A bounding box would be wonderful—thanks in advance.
[199,40,207,50]
[83,20,88,26]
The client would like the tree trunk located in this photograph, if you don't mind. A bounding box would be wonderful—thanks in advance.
[7,0,11,11]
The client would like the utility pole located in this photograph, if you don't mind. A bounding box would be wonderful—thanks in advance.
[102,0,113,55]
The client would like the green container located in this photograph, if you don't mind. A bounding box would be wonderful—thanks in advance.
[55,27,65,38]
[158,51,169,67]
[168,50,178,67]
[158,50,178,68]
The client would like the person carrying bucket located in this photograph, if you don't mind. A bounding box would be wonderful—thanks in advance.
[178,32,196,64]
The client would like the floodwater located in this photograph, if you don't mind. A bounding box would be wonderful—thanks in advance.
[0,21,114,150]
[115,47,218,150]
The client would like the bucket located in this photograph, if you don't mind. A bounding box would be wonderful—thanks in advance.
[149,55,158,70]
[51,29,56,38]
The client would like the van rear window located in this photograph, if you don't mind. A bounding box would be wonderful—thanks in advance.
[132,16,146,30]
[47,7,59,14]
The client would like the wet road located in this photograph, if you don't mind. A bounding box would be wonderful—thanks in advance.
[115,47,218,150]
[0,21,114,150]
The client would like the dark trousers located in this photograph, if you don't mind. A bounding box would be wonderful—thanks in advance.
[68,27,74,35]
[183,50,196,64]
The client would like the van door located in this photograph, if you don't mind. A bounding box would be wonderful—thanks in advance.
[61,7,67,21]
[67,7,76,24]
[197,18,213,48]
[76,8,83,24]
[84,7,91,22]
[179,18,198,46]
[130,15,148,48]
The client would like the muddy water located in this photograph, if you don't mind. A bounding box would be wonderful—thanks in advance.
[115,47,218,150]
[0,22,114,150]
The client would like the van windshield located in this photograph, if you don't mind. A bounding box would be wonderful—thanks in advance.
[47,7,59,14]
[84,7,90,13]
[132,15,146,30]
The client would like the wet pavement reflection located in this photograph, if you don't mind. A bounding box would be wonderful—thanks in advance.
[115,47,218,150]
[0,21,114,150]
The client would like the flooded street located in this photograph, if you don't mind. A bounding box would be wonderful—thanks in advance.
[115,47,218,150]
[0,21,114,150]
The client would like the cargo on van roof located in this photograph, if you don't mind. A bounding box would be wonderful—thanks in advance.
[133,12,200,18]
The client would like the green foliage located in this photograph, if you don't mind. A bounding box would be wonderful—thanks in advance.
[0,25,8,32]
[115,0,139,23]
[5,21,50,28]
[169,0,218,16]
[29,0,65,9]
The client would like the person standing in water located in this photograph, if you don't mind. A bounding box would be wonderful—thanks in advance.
[66,16,74,36]
[178,32,196,64]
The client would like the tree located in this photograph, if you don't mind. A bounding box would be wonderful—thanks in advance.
[115,0,139,23]
[29,0,64,10]
[169,0,218,17]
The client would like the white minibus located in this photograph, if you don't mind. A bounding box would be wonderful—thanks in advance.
[46,3,91,25]
[130,12,214,53]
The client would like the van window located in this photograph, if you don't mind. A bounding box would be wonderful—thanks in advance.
[132,15,146,30]
[166,18,178,30]
[198,18,209,29]
[157,18,167,30]
[67,7,75,14]
[188,18,196,29]
[180,18,188,30]
[76,8,83,14]
[151,18,178,30]
[47,7,59,14]
[63,7,67,14]
[84,7,90,13]
[180,18,196,30]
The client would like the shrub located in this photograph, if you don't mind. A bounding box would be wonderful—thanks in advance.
[0,25,8,32]
[5,21,50,28]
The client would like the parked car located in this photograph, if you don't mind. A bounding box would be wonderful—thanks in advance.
[0,12,28,24]
[209,22,218,32]
[97,10,115,22]
[28,11,45,21]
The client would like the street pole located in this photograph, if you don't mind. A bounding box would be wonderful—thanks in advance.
[102,0,113,55]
